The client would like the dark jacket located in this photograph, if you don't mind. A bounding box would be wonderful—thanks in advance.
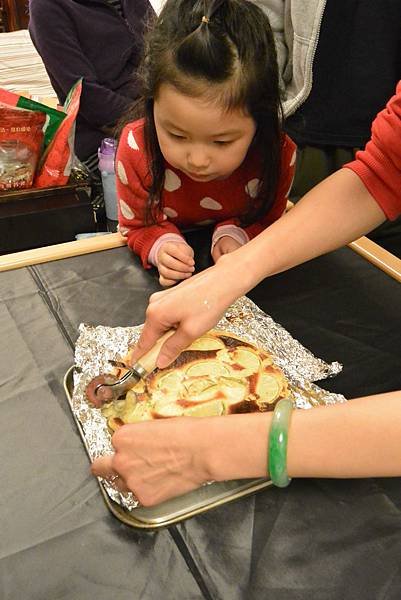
[29,0,153,159]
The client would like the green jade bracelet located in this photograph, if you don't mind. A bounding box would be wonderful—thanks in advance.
[268,397,294,487]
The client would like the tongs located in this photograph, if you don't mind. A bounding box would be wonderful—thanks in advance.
[86,330,175,407]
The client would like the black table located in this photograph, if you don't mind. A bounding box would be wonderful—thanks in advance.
[1,236,401,600]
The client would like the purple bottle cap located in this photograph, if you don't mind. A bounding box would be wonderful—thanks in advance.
[100,137,117,155]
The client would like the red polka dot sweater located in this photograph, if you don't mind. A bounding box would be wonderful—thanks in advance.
[116,118,296,268]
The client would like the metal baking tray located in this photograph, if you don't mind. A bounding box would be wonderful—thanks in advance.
[64,366,272,529]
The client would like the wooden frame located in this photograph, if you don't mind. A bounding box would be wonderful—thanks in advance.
[0,232,127,272]
[348,238,401,282]
[0,232,400,283]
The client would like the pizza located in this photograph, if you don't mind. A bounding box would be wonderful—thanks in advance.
[99,330,289,432]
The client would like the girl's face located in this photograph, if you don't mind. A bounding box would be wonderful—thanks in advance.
[154,84,256,182]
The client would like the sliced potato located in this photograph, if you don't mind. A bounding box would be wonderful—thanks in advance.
[225,349,261,378]
[101,402,116,418]
[232,347,260,373]
[219,377,248,404]
[124,400,152,422]
[185,335,225,352]
[186,359,230,379]
[125,389,139,406]
[216,348,231,363]
[184,399,224,418]
[256,373,281,403]
[151,388,181,406]
[184,378,214,396]
[149,372,185,403]
[155,370,184,390]
[153,402,184,418]
[185,383,220,403]
[261,356,273,368]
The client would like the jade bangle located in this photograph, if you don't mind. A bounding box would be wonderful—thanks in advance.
[268,398,294,488]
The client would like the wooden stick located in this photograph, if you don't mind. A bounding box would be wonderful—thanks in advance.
[0,233,127,273]
[348,237,401,283]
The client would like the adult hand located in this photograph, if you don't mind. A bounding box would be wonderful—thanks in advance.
[157,241,195,287]
[131,253,248,368]
[212,236,242,263]
[91,418,215,506]
[91,413,268,506]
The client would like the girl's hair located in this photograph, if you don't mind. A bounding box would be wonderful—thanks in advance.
[121,0,283,224]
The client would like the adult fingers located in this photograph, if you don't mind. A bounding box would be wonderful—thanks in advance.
[91,455,129,492]
[129,305,175,363]
[153,326,199,368]
[132,265,229,365]
[91,454,114,477]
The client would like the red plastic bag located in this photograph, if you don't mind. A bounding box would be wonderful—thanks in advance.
[34,79,82,188]
[0,88,65,148]
[0,106,46,190]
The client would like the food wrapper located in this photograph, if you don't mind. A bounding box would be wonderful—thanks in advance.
[0,88,65,148]
[71,297,345,510]
[34,79,82,188]
[0,106,46,190]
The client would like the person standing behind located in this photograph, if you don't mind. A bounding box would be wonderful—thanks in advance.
[28,0,153,214]
[115,0,296,286]
[258,0,401,254]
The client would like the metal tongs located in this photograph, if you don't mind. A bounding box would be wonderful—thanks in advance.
[86,330,175,407]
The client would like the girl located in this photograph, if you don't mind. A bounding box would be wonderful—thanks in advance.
[116,0,296,286]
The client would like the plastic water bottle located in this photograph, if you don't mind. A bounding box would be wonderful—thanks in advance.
[98,138,118,225]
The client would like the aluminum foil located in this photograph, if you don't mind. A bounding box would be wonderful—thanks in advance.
[71,296,345,511]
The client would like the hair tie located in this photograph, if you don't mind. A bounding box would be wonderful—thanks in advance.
[201,15,210,24]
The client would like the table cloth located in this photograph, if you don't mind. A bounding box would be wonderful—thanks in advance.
[1,235,400,600]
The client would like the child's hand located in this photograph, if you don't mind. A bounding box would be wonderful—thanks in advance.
[157,242,195,287]
[212,236,242,263]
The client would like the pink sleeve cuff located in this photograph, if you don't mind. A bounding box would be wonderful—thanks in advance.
[148,233,187,266]
[211,225,249,252]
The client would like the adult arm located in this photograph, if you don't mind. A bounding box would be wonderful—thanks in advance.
[91,391,401,506]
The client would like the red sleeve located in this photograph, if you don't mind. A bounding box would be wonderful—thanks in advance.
[243,135,296,240]
[116,123,182,268]
[343,80,401,221]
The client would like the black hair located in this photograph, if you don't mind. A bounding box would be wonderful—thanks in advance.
[120,0,283,225]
